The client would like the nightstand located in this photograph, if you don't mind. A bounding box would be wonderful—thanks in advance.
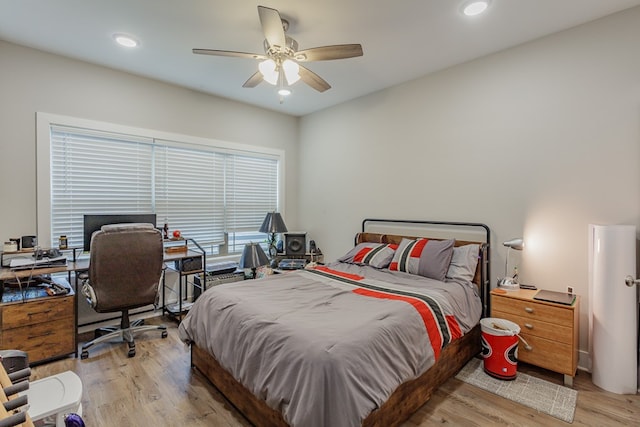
[490,289,579,386]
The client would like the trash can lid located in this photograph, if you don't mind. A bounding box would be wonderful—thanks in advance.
[480,317,520,336]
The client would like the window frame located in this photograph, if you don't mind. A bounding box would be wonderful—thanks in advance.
[36,112,286,253]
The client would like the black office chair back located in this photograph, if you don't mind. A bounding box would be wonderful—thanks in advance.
[88,223,163,313]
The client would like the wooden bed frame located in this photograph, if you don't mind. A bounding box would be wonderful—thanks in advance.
[190,220,490,427]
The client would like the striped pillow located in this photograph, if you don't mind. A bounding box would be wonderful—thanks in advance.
[389,238,455,281]
[352,243,398,269]
[389,238,425,273]
[338,242,398,269]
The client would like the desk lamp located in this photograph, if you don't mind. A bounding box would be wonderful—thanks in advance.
[259,212,288,264]
[240,243,269,279]
[498,238,524,291]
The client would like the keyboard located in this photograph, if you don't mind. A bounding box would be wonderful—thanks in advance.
[9,256,67,270]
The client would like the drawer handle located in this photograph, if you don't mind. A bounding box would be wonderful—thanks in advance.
[28,310,52,316]
[29,331,53,339]
[524,307,534,313]
[524,323,533,329]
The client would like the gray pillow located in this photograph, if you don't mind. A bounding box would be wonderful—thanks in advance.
[446,244,480,283]
[417,239,455,281]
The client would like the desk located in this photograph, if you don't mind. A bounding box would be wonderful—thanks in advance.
[0,239,205,363]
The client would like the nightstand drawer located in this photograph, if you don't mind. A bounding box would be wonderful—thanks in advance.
[492,309,573,344]
[517,332,574,375]
[1,295,73,329]
[492,294,572,324]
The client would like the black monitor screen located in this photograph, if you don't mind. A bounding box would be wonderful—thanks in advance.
[83,214,157,251]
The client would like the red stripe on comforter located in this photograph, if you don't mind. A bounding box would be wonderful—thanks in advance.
[312,266,462,360]
[353,287,447,359]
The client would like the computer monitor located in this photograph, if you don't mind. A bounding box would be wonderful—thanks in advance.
[83,214,157,251]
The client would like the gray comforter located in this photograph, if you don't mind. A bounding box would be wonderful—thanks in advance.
[178,262,482,427]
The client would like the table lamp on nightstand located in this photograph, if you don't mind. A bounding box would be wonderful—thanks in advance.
[240,243,269,279]
[259,211,288,267]
[498,238,524,291]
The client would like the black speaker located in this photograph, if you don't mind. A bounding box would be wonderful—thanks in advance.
[285,233,306,256]
[174,257,202,273]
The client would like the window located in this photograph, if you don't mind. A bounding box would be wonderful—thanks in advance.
[37,113,284,258]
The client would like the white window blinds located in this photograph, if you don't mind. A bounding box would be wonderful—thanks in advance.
[226,153,279,233]
[154,142,226,246]
[50,126,155,247]
[49,125,280,256]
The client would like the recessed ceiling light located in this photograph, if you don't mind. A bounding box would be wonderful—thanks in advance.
[113,33,139,48]
[462,0,491,17]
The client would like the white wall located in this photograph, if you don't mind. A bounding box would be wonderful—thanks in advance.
[0,40,300,242]
[298,7,640,366]
[0,40,300,326]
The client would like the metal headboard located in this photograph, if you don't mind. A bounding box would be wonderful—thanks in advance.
[361,218,491,317]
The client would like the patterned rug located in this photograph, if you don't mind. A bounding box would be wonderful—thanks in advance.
[455,357,578,423]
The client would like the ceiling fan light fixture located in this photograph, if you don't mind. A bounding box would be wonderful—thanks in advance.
[462,0,491,16]
[278,88,292,96]
[193,6,361,96]
[259,59,278,85]
[282,59,300,85]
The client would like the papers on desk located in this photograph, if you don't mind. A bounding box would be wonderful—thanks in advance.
[9,256,67,270]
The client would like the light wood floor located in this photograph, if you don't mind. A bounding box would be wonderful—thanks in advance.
[30,316,639,427]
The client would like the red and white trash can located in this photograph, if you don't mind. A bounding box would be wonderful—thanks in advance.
[480,317,523,380]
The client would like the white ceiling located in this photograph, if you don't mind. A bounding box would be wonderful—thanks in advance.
[1,0,639,116]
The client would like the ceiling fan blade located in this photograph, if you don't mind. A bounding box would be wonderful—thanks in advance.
[298,65,331,92]
[193,48,266,60]
[295,44,363,62]
[242,71,263,88]
[258,6,286,50]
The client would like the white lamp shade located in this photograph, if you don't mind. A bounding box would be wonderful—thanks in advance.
[503,238,524,250]
[259,59,278,85]
[282,59,300,85]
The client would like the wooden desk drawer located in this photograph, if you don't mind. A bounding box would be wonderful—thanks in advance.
[1,295,73,329]
[492,309,573,344]
[517,332,575,376]
[492,295,572,324]
[1,316,75,363]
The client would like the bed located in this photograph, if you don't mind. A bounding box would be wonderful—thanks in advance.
[178,219,490,427]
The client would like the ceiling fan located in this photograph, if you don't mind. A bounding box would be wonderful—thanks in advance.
[193,5,363,98]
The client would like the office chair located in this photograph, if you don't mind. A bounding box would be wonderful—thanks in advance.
[80,223,167,359]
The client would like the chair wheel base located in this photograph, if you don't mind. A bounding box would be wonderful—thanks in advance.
[161,330,168,339]
[80,351,88,360]
[127,349,136,357]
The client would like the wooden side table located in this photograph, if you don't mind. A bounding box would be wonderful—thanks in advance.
[0,278,76,365]
[490,288,579,386]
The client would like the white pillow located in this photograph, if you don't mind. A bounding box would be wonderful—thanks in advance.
[446,244,480,283]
